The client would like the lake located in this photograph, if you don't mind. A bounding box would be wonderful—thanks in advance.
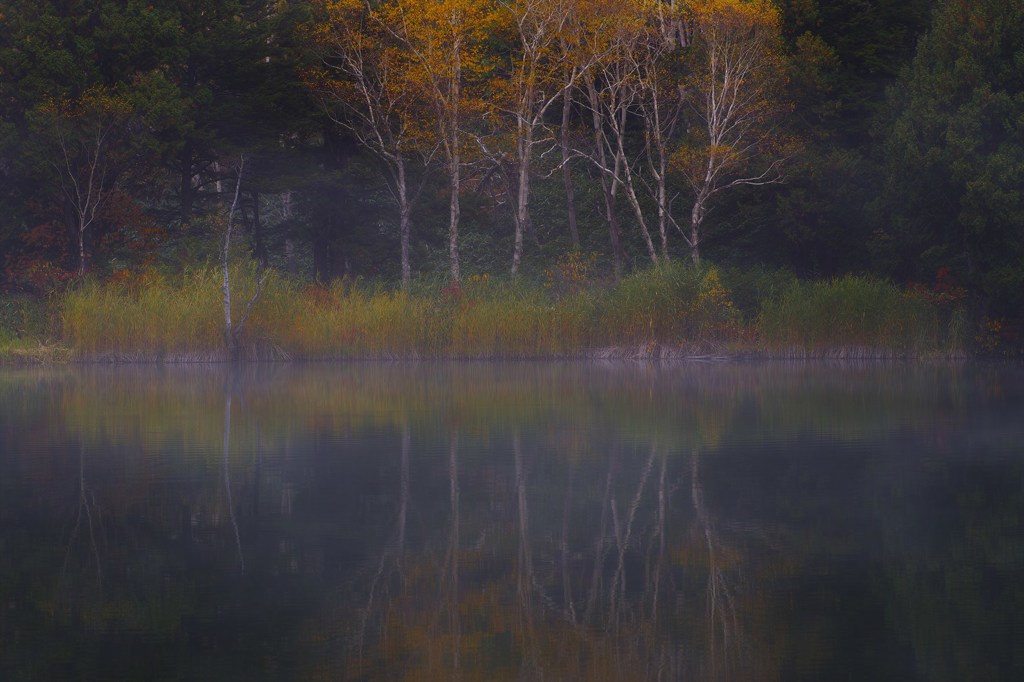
[1,362,1022,680]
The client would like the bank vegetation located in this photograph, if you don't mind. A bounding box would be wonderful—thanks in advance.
[0,260,970,363]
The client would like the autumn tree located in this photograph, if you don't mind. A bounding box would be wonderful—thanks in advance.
[557,25,582,250]
[586,0,682,267]
[575,0,632,279]
[634,0,689,261]
[310,0,438,289]
[481,0,599,274]
[562,1,701,269]
[378,0,494,282]
[674,0,791,265]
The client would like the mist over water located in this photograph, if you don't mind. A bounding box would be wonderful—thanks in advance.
[1,362,1022,681]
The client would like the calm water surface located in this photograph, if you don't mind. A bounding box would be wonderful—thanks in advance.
[1,362,1022,681]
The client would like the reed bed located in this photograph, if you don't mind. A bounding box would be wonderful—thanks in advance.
[57,264,957,361]
[758,275,942,357]
[255,281,429,359]
[63,267,224,359]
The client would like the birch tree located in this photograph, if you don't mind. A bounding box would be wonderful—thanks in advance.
[310,0,435,289]
[37,88,132,277]
[379,0,494,282]
[675,0,791,265]
[576,0,635,279]
[634,0,689,261]
[486,0,594,274]
[579,1,673,268]
[593,8,663,267]
[222,157,269,360]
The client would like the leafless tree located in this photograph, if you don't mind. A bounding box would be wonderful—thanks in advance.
[222,157,270,360]
[44,90,132,276]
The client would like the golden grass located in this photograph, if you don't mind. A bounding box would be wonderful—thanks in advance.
[63,267,223,359]
[57,264,957,361]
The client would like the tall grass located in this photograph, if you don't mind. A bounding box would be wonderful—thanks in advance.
[59,264,957,360]
[262,282,434,359]
[759,275,941,357]
[63,267,223,359]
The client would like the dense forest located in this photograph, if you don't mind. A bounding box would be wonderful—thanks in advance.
[0,0,1021,356]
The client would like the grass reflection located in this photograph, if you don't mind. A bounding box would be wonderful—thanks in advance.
[0,361,996,463]
[1,363,1022,680]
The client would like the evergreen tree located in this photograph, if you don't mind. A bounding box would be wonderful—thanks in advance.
[0,1,181,283]
[876,0,1024,315]
[710,0,934,276]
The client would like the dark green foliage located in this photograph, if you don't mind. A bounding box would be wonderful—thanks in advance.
[0,5,183,283]
[0,1,324,285]
[779,0,935,140]
[718,264,797,322]
[707,0,935,279]
[876,0,1024,316]
[760,275,942,354]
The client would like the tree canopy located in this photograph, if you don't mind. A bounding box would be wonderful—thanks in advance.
[2,0,1019,326]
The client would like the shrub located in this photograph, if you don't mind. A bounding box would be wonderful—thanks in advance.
[600,263,741,346]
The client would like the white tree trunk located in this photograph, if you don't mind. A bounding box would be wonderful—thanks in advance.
[222,160,243,352]
[78,219,87,277]
[447,37,463,283]
[587,76,624,279]
[511,124,533,275]
[690,194,706,266]
[561,87,580,249]
[448,150,461,282]
[396,161,412,290]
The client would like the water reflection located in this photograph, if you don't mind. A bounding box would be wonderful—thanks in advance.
[1,362,1022,680]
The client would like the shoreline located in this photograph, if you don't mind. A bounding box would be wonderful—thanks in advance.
[0,342,973,365]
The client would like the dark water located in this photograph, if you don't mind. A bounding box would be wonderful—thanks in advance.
[1,362,1022,681]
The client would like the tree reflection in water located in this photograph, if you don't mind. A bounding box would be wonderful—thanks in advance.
[0,363,1021,681]
[223,373,244,575]
[335,432,780,681]
[57,440,104,610]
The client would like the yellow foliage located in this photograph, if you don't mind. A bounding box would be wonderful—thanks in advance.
[544,250,599,295]
[41,86,132,122]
